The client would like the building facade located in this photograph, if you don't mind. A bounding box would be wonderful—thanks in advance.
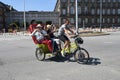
[6,11,59,28]
[0,2,10,30]
[0,1,59,31]
[54,0,120,28]
[0,1,16,32]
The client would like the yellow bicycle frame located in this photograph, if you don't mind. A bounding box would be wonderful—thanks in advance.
[36,44,50,53]
[61,42,78,54]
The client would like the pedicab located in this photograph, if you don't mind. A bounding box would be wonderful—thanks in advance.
[35,35,90,64]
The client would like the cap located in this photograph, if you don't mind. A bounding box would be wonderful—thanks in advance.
[36,24,42,28]
[47,24,52,29]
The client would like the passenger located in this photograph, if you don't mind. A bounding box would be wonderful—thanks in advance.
[46,24,61,52]
[28,20,38,44]
[31,24,53,53]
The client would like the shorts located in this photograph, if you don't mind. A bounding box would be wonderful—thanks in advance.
[58,35,69,43]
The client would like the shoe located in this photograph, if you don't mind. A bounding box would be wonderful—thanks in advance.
[53,51,57,55]
[61,50,65,57]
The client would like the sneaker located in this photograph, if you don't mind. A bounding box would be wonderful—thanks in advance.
[61,50,65,57]
[53,51,57,55]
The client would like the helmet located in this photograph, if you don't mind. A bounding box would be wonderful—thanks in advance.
[75,37,83,44]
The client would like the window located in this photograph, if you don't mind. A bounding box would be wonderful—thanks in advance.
[70,0,74,2]
[84,6,88,14]
[78,18,81,24]
[107,9,111,15]
[92,0,95,2]
[118,18,120,23]
[62,0,67,2]
[103,18,105,23]
[97,0,100,2]
[85,0,88,2]
[78,0,81,2]
[62,18,66,23]
[70,6,75,14]
[92,18,95,23]
[97,9,100,15]
[107,18,110,23]
[103,0,105,2]
[108,0,111,2]
[118,9,120,14]
[91,9,95,15]
[85,18,88,24]
[102,9,105,15]
[112,9,116,15]
[78,6,81,14]
[97,18,100,23]
[70,18,74,24]
[113,0,116,2]
[62,9,66,15]
[112,18,115,23]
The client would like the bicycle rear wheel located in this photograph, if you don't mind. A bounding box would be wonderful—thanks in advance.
[74,48,90,64]
[35,48,46,61]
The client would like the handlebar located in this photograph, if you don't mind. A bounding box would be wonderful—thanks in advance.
[70,35,79,38]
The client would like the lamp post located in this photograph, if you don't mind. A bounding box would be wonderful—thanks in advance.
[9,6,12,24]
[23,0,26,30]
[75,0,78,34]
[100,0,102,32]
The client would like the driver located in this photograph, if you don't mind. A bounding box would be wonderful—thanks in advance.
[58,19,75,57]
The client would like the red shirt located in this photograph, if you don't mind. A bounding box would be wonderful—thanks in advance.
[28,24,39,44]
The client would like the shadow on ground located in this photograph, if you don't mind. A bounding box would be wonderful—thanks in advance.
[86,57,101,65]
[43,56,101,65]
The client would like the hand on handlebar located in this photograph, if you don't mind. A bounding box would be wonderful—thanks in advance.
[69,34,79,38]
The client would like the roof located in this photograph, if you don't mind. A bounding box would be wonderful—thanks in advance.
[0,1,17,11]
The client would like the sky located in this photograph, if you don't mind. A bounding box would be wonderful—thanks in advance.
[0,0,57,11]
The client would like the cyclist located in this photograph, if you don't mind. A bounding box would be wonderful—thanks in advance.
[58,19,75,57]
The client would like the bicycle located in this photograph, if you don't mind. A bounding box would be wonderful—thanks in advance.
[35,35,90,64]
[60,35,90,64]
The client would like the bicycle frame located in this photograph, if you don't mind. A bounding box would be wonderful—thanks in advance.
[61,40,79,54]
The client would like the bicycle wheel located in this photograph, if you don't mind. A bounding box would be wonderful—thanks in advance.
[35,48,46,61]
[74,48,90,64]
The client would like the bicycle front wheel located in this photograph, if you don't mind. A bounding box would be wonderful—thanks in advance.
[74,48,90,64]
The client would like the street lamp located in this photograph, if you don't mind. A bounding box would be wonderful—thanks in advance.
[100,0,102,32]
[75,0,78,34]
[23,0,26,30]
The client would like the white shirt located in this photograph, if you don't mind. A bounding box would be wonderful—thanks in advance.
[58,24,70,36]
[31,29,47,41]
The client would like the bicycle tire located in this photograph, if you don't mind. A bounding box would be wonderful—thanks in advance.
[74,48,90,64]
[35,48,46,61]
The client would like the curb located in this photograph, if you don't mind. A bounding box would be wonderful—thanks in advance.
[79,32,110,37]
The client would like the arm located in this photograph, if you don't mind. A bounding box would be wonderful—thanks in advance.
[69,28,75,34]
[64,26,75,37]
[64,28,71,37]
[31,29,37,36]
[48,28,56,35]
